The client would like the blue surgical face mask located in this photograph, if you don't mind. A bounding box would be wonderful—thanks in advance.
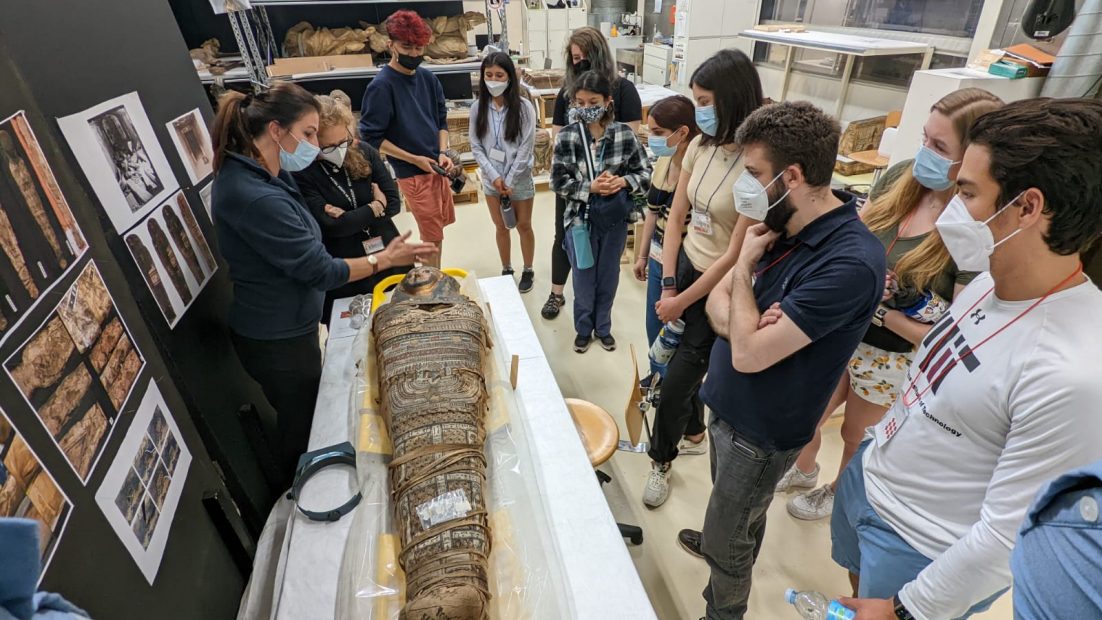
[695,105,718,136]
[648,131,683,157]
[912,145,957,191]
[278,129,320,172]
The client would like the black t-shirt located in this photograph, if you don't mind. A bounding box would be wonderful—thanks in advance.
[700,194,887,451]
[552,77,643,127]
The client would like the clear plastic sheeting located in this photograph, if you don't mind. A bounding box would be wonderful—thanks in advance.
[336,273,572,620]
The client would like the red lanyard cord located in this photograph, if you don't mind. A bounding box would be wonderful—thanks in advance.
[884,209,917,258]
[754,242,802,279]
[902,265,1084,406]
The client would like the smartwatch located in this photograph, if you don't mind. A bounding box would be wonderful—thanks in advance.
[892,594,916,620]
[871,304,889,327]
[661,276,676,290]
[287,441,362,522]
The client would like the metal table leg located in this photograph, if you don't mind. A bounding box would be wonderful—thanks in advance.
[779,45,795,101]
[835,53,856,119]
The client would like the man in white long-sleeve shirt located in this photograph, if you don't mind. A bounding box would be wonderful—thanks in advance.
[831,97,1102,620]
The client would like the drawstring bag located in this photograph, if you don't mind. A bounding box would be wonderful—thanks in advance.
[580,123,634,234]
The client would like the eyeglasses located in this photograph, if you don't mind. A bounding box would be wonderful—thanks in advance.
[320,133,353,155]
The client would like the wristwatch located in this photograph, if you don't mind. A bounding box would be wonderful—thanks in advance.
[871,304,889,327]
[892,594,916,620]
[661,276,676,290]
[367,253,379,276]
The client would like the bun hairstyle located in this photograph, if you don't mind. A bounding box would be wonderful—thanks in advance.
[316,94,373,179]
[386,9,432,47]
[211,81,319,172]
[647,94,699,140]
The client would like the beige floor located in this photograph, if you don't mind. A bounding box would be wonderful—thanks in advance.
[398,186,1013,620]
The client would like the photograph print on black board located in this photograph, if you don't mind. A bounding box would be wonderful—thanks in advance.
[124,191,217,329]
[198,182,213,219]
[3,261,146,482]
[95,381,192,582]
[0,408,73,581]
[58,92,177,234]
[0,111,90,344]
[166,109,214,185]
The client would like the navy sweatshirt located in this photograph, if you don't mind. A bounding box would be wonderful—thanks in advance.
[359,65,448,179]
[212,153,350,340]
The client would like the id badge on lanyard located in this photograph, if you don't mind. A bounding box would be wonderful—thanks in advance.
[648,237,663,262]
[873,405,909,447]
[691,210,713,235]
[362,236,385,255]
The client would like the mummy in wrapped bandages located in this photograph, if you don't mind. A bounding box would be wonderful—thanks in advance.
[372,267,492,620]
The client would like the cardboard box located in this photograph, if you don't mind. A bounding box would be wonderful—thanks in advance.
[267,54,375,78]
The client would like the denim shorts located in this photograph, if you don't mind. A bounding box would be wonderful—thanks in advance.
[483,173,535,201]
[832,441,1005,617]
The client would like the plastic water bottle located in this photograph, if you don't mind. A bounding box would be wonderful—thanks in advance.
[500,195,517,229]
[784,589,855,620]
[648,319,685,371]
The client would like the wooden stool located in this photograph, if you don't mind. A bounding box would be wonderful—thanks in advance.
[565,398,644,545]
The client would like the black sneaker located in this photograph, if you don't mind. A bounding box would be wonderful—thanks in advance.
[678,529,704,558]
[599,334,616,351]
[574,334,592,353]
[541,293,565,320]
[502,267,515,277]
[518,269,535,294]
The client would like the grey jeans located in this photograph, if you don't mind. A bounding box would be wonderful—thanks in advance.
[702,414,802,620]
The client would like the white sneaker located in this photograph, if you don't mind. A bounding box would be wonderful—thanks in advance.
[677,435,708,456]
[787,484,835,521]
[775,464,820,493]
[642,462,671,508]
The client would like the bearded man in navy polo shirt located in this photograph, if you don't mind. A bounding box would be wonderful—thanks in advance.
[678,101,886,619]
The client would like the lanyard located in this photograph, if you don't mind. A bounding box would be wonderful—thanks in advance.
[884,209,918,257]
[490,104,507,150]
[754,241,802,279]
[323,164,357,209]
[692,147,741,214]
[590,134,608,172]
[902,264,1084,407]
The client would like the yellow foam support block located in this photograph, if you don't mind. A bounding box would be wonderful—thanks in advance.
[358,410,393,455]
[374,533,406,618]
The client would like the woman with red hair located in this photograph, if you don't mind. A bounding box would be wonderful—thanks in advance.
[360,10,453,267]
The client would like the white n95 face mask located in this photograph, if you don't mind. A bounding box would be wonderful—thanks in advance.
[936,193,1024,272]
[320,144,347,168]
[733,169,788,221]
[485,80,509,96]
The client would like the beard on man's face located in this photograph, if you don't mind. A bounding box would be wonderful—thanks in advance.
[763,184,795,233]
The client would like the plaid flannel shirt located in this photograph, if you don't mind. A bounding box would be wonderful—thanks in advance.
[550,121,651,229]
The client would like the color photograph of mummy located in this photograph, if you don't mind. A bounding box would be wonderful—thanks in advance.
[0,111,90,340]
[167,109,214,185]
[95,382,192,583]
[0,408,72,575]
[3,261,146,482]
[58,92,178,235]
[124,191,217,329]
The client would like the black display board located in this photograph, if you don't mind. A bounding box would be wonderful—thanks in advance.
[0,1,282,616]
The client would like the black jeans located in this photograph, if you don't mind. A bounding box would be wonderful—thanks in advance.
[702,415,802,619]
[648,248,716,464]
[231,328,322,489]
[551,194,571,287]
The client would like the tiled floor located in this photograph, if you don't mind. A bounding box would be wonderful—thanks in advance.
[398,186,1013,619]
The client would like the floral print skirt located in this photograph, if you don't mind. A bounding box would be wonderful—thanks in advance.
[847,342,914,408]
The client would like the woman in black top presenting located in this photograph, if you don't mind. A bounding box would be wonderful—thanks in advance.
[295,94,410,322]
[541,26,642,320]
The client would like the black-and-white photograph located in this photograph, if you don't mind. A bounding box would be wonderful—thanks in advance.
[115,467,143,523]
[58,92,177,235]
[199,182,213,219]
[167,109,213,184]
[149,407,169,451]
[89,106,165,213]
[133,493,159,549]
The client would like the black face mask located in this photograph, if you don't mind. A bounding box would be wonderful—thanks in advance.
[397,53,423,71]
[573,59,591,73]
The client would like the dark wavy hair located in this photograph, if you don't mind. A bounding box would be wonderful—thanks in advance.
[475,52,525,144]
[690,49,763,148]
[736,100,840,188]
[211,81,320,172]
[969,97,1102,255]
[571,70,615,125]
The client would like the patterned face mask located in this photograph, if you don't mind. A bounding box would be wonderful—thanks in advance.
[570,105,606,124]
